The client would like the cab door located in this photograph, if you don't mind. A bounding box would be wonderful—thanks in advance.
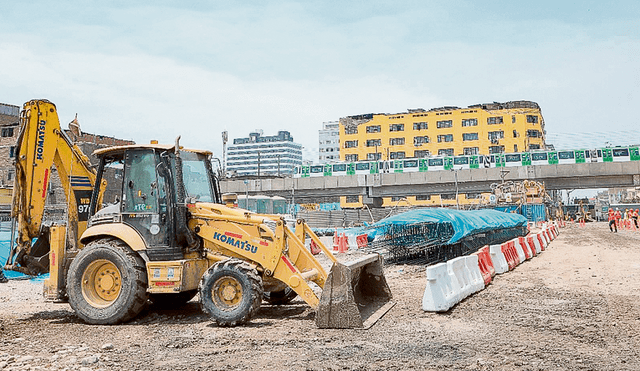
[121,149,173,251]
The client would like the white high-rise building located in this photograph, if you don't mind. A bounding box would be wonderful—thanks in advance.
[318,121,340,163]
[227,130,302,176]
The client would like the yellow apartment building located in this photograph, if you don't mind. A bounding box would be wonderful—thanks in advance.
[339,100,545,161]
[337,100,545,208]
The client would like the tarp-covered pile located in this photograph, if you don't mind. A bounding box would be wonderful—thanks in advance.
[361,208,527,263]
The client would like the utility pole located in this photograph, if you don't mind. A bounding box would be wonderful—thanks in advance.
[221,131,228,176]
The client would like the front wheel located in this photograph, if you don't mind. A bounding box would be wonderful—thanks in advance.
[199,259,262,326]
[66,238,148,324]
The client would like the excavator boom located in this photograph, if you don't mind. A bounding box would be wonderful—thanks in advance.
[5,99,105,275]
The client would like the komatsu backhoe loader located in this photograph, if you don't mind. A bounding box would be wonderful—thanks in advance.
[4,99,392,328]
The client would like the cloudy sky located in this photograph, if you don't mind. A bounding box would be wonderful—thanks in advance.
[1,1,639,160]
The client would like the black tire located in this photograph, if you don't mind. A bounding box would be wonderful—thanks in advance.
[149,290,198,308]
[199,259,262,326]
[263,288,297,305]
[66,238,148,325]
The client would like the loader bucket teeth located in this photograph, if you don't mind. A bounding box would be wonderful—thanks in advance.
[316,254,394,329]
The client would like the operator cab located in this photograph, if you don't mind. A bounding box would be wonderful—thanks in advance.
[88,144,221,260]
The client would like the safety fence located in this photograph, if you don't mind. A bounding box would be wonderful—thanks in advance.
[422,221,561,312]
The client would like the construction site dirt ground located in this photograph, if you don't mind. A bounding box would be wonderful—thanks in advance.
[1,222,639,371]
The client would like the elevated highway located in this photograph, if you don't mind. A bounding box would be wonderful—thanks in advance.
[220,161,640,203]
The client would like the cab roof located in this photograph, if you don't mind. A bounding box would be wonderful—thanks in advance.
[93,144,212,158]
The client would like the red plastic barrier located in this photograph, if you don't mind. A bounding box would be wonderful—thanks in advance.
[501,241,519,270]
[537,233,546,251]
[545,229,552,242]
[309,240,320,255]
[526,236,537,256]
[356,234,368,249]
[333,231,339,251]
[518,237,532,259]
[338,234,349,253]
[473,245,495,285]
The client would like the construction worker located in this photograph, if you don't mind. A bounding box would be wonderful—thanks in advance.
[615,208,622,230]
[609,208,617,232]
[634,208,639,229]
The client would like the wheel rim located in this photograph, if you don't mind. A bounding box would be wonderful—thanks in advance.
[212,276,243,310]
[81,259,122,308]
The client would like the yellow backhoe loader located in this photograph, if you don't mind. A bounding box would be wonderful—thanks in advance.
[4,99,392,328]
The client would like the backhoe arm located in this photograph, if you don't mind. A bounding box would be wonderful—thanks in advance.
[6,99,105,275]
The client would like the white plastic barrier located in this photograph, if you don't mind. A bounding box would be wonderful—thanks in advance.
[489,244,509,274]
[532,236,542,254]
[539,232,549,248]
[465,255,485,293]
[448,256,474,301]
[542,229,551,244]
[512,238,526,263]
[422,262,459,312]
[521,238,534,259]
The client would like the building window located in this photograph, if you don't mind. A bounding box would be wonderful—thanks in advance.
[416,194,431,201]
[389,123,404,132]
[1,128,14,137]
[512,115,516,123]
[7,170,14,181]
[9,146,15,158]
[414,150,430,157]
[344,140,358,148]
[345,195,359,203]
[529,144,541,150]
[389,138,405,146]
[527,115,538,124]
[462,133,478,141]
[463,147,479,155]
[489,145,504,154]
[367,153,382,160]
[438,148,454,156]
[390,151,406,159]
[413,136,430,145]
[527,130,542,138]
[437,134,453,143]
[345,154,359,162]
[436,120,453,128]
[487,116,504,125]
[441,193,456,200]
[367,125,381,133]
[366,139,381,147]
[413,122,428,130]
[513,130,518,138]
[488,131,504,142]
[514,144,518,152]
[344,126,358,135]
[461,118,477,127]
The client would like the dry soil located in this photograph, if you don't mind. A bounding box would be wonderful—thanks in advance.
[1,222,639,370]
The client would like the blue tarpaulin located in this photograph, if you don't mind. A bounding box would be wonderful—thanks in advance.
[364,208,527,245]
[0,224,43,281]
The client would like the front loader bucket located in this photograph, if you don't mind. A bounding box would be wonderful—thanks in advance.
[316,254,394,329]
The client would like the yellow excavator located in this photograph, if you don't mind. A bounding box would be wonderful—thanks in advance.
[4,99,392,328]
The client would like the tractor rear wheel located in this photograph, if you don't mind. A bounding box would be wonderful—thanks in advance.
[66,238,148,324]
[199,259,262,326]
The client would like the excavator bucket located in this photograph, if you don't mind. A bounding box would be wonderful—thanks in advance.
[316,254,394,329]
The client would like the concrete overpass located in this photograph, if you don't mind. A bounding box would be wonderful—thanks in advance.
[220,161,640,203]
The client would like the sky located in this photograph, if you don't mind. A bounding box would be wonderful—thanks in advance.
[1,1,639,161]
